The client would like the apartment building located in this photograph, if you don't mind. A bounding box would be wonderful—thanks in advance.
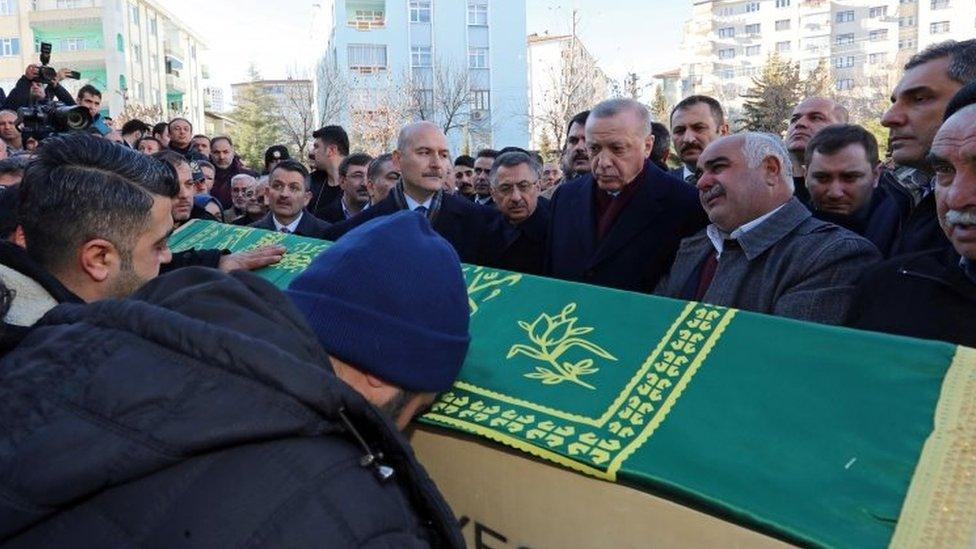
[677,0,976,116]
[0,0,206,127]
[313,0,529,152]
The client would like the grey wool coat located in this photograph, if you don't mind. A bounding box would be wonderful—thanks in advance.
[655,198,881,325]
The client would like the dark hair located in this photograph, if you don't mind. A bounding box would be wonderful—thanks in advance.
[367,153,394,182]
[670,95,726,127]
[152,122,168,137]
[19,133,177,273]
[121,119,149,136]
[650,122,671,163]
[270,159,310,190]
[211,136,233,148]
[312,125,350,156]
[77,84,102,101]
[0,155,30,177]
[153,150,190,172]
[191,134,210,143]
[489,151,542,187]
[944,81,976,121]
[476,148,499,160]
[905,39,976,85]
[566,110,590,139]
[0,184,21,240]
[196,160,215,172]
[804,124,880,168]
[135,136,161,150]
[168,117,192,131]
[339,153,373,177]
[454,154,475,168]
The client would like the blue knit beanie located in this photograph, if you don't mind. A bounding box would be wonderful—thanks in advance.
[286,211,471,392]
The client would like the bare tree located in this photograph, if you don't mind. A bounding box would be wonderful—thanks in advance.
[276,78,317,159]
[403,59,473,138]
[348,75,410,155]
[315,59,350,127]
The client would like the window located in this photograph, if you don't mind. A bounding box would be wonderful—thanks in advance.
[930,21,950,33]
[718,48,736,59]
[868,52,886,64]
[899,37,916,49]
[409,0,431,23]
[745,23,761,34]
[836,10,854,23]
[116,33,124,52]
[931,0,949,8]
[720,68,735,79]
[900,16,916,27]
[869,29,888,41]
[776,41,791,52]
[347,43,387,73]
[0,0,16,15]
[132,43,141,61]
[718,6,733,16]
[149,17,157,35]
[835,33,854,45]
[61,38,87,51]
[836,79,854,91]
[0,37,19,57]
[775,19,791,30]
[470,89,490,110]
[834,55,855,68]
[411,45,431,67]
[745,2,760,12]
[775,0,790,6]
[870,6,887,17]
[56,0,84,7]
[468,47,488,68]
[718,27,735,38]
[467,1,487,25]
[129,4,139,25]
[746,45,761,56]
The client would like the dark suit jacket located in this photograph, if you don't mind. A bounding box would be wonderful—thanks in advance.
[482,198,550,275]
[249,210,332,239]
[323,193,501,264]
[545,159,708,293]
[318,198,347,224]
[668,167,686,182]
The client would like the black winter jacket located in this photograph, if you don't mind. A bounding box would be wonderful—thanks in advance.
[0,268,463,548]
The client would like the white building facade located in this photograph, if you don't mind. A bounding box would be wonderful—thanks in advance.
[314,0,529,153]
[678,0,976,117]
[0,0,206,127]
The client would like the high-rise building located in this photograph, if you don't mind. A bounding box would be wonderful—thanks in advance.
[0,0,206,127]
[677,0,976,119]
[313,0,529,153]
[526,32,610,150]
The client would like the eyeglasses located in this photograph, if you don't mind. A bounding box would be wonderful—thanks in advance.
[494,181,537,196]
[232,188,256,198]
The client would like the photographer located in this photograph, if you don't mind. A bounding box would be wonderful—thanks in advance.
[1,64,75,111]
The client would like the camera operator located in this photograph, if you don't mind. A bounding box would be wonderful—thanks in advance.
[1,64,75,111]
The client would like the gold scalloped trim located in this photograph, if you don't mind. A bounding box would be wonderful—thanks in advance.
[891,346,976,548]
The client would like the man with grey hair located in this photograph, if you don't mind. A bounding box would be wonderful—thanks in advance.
[224,173,258,222]
[883,38,976,256]
[546,98,707,292]
[323,121,501,264]
[656,133,880,324]
[483,151,550,274]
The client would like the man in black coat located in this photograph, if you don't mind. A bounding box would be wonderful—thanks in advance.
[480,150,550,275]
[846,90,976,347]
[546,98,708,293]
[250,160,332,239]
[0,267,464,547]
[323,122,500,264]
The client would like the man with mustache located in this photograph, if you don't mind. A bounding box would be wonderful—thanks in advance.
[558,110,591,182]
[669,95,728,185]
[655,132,879,324]
[453,155,476,199]
[250,159,332,239]
[483,151,550,275]
[846,84,976,346]
[323,121,501,264]
[546,98,708,293]
[882,39,976,256]
[471,149,497,207]
[319,153,373,223]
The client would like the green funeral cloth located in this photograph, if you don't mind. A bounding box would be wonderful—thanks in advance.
[169,220,972,548]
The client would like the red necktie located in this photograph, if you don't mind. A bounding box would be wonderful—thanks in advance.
[694,250,719,301]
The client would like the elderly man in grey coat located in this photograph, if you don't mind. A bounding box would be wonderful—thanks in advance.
[655,132,880,325]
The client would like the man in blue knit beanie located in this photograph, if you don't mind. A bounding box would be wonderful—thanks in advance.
[286,210,471,429]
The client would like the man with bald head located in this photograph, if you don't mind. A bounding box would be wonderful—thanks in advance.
[784,97,848,202]
[323,121,500,264]
[546,98,708,292]
[656,133,879,324]
[847,84,976,346]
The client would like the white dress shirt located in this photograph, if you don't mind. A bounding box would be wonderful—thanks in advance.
[273,211,303,233]
[404,193,434,212]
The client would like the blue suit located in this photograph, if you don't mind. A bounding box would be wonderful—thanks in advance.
[545,160,708,293]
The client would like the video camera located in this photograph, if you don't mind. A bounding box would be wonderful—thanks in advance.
[18,42,91,140]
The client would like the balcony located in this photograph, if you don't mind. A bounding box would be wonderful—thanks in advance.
[346,0,385,30]
[164,43,186,64]
[166,73,185,93]
[48,47,106,70]
[29,0,102,26]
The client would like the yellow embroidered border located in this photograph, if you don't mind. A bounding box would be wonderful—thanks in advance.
[890,345,976,548]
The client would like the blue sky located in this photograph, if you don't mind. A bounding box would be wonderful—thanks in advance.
[165,0,690,97]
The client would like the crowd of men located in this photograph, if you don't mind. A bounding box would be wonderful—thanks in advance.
[0,38,972,545]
